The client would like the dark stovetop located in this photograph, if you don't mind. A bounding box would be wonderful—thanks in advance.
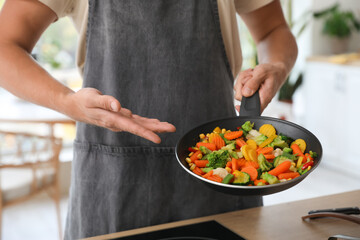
[114,220,246,240]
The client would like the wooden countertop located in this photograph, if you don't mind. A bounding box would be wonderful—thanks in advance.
[85,190,360,240]
[307,53,360,66]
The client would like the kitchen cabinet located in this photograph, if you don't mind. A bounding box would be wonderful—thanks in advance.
[301,60,360,174]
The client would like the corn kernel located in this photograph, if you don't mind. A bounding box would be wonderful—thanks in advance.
[208,133,214,143]
[190,164,196,171]
[232,170,240,177]
[221,128,227,134]
[307,166,312,171]
[193,147,199,151]
[213,127,221,134]
[199,133,206,139]
[225,167,232,173]
[188,152,194,157]
[197,153,203,159]
[186,158,192,164]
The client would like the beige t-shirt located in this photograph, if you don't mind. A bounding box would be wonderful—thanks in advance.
[39,0,272,77]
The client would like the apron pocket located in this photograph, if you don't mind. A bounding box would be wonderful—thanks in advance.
[67,141,179,238]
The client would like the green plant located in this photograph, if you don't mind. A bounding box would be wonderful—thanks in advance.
[276,2,360,101]
[314,4,360,38]
[278,72,302,102]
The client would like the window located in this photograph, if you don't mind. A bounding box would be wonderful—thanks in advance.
[34,17,78,71]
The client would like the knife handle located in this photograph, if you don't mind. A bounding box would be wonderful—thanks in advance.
[308,207,360,215]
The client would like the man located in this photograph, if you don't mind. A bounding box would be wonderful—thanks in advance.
[0,0,297,239]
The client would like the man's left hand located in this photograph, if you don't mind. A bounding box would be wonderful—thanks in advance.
[234,62,287,113]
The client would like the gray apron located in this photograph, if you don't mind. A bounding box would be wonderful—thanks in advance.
[65,1,262,239]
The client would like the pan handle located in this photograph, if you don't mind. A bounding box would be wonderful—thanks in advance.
[239,90,261,116]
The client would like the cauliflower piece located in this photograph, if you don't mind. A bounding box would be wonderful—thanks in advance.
[273,148,283,157]
[246,129,262,140]
[213,168,229,179]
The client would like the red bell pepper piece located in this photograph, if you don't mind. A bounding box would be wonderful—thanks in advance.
[301,161,314,170]
[188,147,197,152]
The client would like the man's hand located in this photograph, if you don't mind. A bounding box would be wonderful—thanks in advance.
[234,62,287,112]
[65,88,176,144]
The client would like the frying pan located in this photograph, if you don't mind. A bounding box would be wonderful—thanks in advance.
[175,91,322,196]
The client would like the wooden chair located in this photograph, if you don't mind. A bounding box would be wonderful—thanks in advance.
[0,130,63,240]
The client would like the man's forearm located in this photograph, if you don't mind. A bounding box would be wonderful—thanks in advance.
[0,42,74,115]
[257,25,298,82]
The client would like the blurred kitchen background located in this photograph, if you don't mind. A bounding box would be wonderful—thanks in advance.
[0,0,359,239]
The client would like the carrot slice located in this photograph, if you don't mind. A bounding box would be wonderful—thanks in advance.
[278,172,300,180]
[189,150,202,162]
[241,166,258,181]
[194,160,209,168]
[207,174,223,183]
[212,134,225,150]
[236,138,246,148]
[224,131,243,140]
[257,147,274,155]
[232,157,238,172]
[244,160,259,169]
[196,142,216,151]
[268,160,292,176]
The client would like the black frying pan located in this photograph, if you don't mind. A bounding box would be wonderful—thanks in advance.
[175,91,322,196]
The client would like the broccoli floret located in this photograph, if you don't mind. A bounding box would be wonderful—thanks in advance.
[221,142,238,159]
[268,136,289,149]
[254,134,268,146]
[206,150,230,169]
[199,146,212,155]
[279,133,295,146]
[310,151,318,158]
[261,172,279,185]
[242,121,254,132]
[281,152,298,161]
[258,154,273,172]
[283,147,292,154]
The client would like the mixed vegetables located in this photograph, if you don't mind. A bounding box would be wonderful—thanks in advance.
[186,121,318,186]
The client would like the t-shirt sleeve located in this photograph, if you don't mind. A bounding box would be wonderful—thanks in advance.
[234,0,274,14]
[37,0,73,18]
